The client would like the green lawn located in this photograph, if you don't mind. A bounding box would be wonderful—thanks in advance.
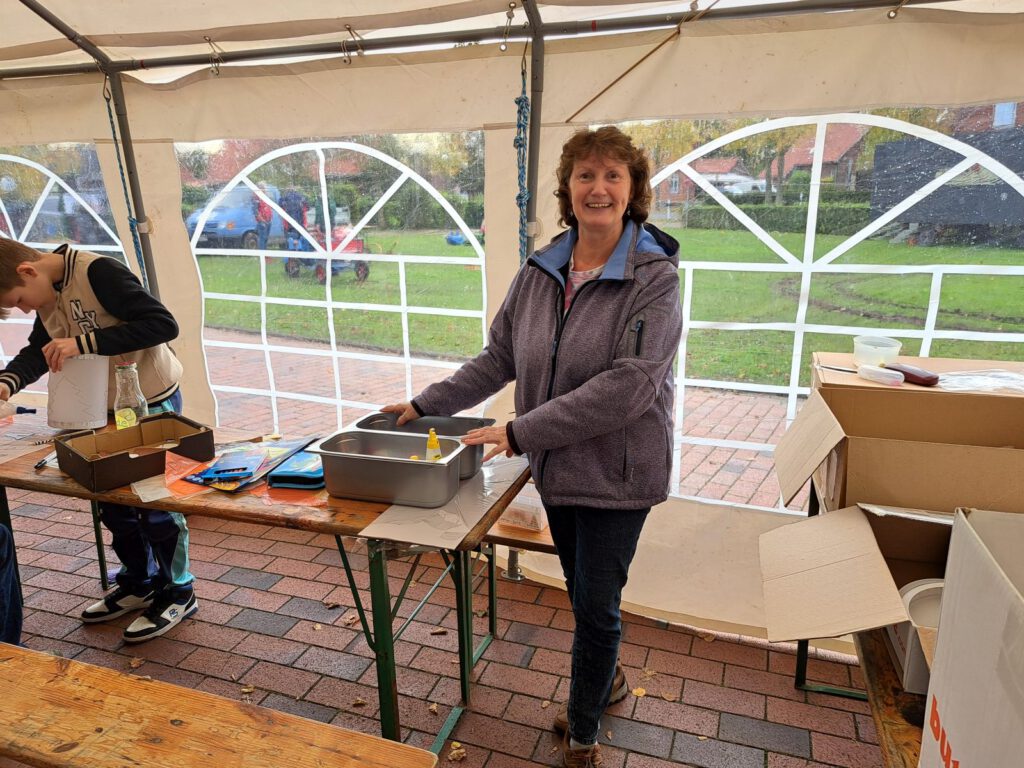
[198,227,1024,383]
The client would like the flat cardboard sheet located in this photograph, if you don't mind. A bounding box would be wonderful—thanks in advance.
[759,507,908,642]
[517,497,802,642]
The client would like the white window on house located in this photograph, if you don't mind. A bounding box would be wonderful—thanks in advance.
[669,173,680,194]
[994,102,1017,128]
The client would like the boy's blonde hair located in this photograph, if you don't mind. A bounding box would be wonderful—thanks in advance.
[0,239,43,319]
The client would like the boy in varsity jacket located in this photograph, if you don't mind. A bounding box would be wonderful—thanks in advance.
[0,238,195,643]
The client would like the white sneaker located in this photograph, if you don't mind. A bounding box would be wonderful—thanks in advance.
[123,590,197,643]
[81,587,154,623]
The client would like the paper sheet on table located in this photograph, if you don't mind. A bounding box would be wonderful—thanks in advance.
[0,429,61,465]
[131,474,174,502]
[358,455,528,548]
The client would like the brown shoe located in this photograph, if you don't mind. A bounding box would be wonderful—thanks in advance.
[553,663,628,735]
[562,731,603,767]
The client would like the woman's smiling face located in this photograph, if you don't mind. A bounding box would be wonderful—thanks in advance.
[569,153,632,235]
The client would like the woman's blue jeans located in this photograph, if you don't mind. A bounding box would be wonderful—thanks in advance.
[545,503,649,745]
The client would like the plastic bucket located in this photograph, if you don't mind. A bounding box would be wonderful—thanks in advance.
[47,354,109,429]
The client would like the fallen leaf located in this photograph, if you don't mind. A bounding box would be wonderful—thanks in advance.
[128,657,145,669]
[428,702,439,715]
[352,697,367,708]
[541,700,551,709]
[698,631,716,642]
[447,746,467,762]
[661,692,679,702]
[136,675,152,681]
[430,627,448,636]
[549,745,559,754]
[322,600,341,609]
[605,730,613,740]
[240,684,255,694]
[313,623,323,631]
[632,687,646,697]
[343,614,359,626]
[473,608,487,618]
[697,736,708,741]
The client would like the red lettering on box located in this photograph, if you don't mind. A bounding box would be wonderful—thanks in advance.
[928,695,961,768]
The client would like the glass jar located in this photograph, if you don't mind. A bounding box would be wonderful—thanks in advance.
[113,361,148,429]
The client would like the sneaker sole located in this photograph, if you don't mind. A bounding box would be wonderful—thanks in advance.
[122,602,198,644]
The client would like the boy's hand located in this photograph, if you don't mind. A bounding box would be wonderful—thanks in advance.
[0,383,9,401]
[42,338,80,373]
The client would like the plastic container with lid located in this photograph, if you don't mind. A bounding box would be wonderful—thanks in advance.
[852,335,902,367]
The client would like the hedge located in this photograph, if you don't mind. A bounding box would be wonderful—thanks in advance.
[684,203,871,235]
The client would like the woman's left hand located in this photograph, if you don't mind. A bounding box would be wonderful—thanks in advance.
[462,423,513,462]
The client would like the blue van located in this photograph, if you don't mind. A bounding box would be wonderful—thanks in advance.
[186,184,283,249]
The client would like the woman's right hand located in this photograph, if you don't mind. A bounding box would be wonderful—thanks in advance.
[381,401,419,426]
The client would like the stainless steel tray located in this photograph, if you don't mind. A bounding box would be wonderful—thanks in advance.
[307,430,465,508]
[353,412,495,480]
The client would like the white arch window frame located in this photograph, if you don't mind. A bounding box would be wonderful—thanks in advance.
[651,113,1024,509]
[0,153,125,379]
[0,154,123,254]
[189,141,487,432]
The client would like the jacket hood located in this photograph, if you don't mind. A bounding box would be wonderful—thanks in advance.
[530,221,679,287]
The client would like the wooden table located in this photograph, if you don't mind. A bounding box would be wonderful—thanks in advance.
[854,628,926,768]
[0,439,529,749]
[1,644,437,768]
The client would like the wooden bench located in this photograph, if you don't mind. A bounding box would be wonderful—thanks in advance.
[484,522,556,580]
[0,645,436,768]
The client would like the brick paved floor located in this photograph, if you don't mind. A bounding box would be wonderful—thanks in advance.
[9,487,883,767]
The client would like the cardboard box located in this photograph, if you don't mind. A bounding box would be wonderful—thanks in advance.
[55,413,215,492]
[774,386,1024,514]
[759,504,951,644]
[918,509,1024,768]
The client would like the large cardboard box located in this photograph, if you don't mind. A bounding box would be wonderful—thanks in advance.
[774,386,1024,514]
[918,509,1024,768]
[759,504,951,644]
[55,413,214,491]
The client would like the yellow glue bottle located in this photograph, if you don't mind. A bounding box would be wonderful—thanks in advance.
[425,428,443,462]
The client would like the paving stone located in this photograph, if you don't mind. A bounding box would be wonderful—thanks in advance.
[293,645,372,681]
[278,595,350,623]
[671,732,764,768]
[226,607,299,637]
[720,712,811,758]
[811,732,885,768]
[260,692,337,723]
[451,711,539,760]
[218,566,283,590]
[602,714,674,759]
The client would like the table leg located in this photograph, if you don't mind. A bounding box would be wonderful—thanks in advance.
[366,539,400,741]
[452,549,475,705]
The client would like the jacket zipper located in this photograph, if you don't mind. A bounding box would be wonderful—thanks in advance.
[633,319,645,355]
[535,276,599,489]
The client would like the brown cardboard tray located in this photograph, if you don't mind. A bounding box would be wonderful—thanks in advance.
[55,412,215,492]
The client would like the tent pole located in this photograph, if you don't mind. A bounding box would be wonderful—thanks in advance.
[523,0,545,258]
[17,0,160,298]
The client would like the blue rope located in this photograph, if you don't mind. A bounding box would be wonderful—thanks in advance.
[103,85,149,291]
[514,66,530,263]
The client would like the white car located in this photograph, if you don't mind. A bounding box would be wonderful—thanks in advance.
[722,180,768,195]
